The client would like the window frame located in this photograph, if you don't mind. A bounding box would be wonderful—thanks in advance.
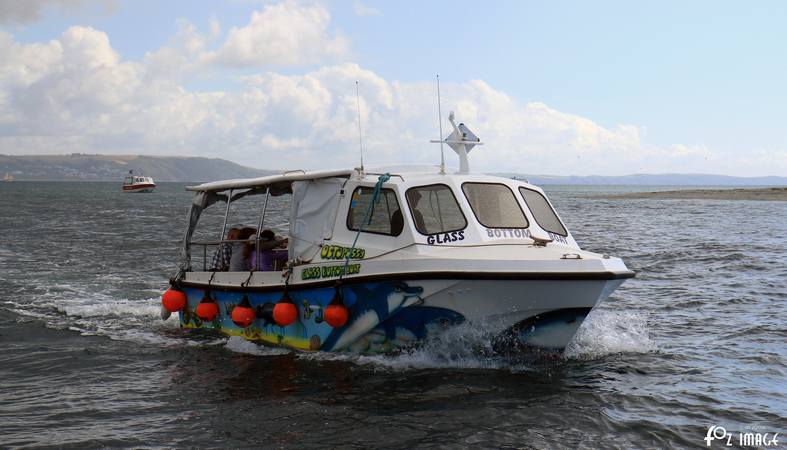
[460,182,529,229]
[405,183,468,236]
[345,185,403,237]
[518,187,568,237]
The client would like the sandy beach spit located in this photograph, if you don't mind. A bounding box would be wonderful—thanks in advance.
[590,187,787,201]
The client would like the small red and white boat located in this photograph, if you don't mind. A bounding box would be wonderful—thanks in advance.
[122,171,156,193]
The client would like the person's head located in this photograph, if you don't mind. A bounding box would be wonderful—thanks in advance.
[409,190,422,206]
[260,229,275,242]
[238,227,257,240]
[227,227,240,240]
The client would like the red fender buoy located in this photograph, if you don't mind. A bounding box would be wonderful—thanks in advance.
[324,304,349,328]
[196,292,219,322]
[324,289,349,328]
[231,295,255,328]
[162,287,187,313]
[273,292,297,327]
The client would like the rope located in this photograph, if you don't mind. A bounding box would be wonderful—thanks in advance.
[241,269,255,288]
[338,173,390,282]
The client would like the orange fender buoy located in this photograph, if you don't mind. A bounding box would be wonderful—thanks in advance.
[231,295,255,328]
[273,292,297,327]
[162,287,187,313]
[324,289,349,328]
[196,292,219,322]
[324,304,349,328]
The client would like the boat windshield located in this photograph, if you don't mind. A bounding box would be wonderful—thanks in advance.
[124,177,133,184]
[518,187,567,236]
[406,184,466,235]
[461,182,529,229]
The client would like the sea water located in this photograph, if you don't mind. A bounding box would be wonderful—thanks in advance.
[0,182,784,448]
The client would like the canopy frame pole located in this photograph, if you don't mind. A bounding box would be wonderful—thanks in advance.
[254,189,271,270]
[219,189,233,244]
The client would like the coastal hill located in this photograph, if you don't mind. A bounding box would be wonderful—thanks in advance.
[0,154,275,182]
[1,154,785,185]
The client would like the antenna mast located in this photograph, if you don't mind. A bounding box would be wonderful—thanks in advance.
[437,75,445,175]
[355,81,364,171]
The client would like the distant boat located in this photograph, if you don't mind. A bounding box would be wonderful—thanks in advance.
[3,172,12,182]
[122,170,156,193]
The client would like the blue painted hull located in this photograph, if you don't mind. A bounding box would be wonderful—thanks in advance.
[179,281,465,352]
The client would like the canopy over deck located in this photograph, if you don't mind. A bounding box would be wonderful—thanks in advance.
[179,169,355,272]
[186,169,355,194]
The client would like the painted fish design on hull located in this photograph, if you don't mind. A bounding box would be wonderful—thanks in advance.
[321,282,424,351]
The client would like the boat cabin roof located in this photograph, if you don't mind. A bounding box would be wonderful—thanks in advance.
[186,169,355,194]
[185,166,546,194]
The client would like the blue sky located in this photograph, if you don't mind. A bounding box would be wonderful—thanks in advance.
[1,0,785,176]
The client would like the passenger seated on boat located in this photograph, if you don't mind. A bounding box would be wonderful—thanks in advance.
[249,229,288,271]
[209,226,240,271]
[390,209,404,236]
[229,227,257,271]
[407,190,427,231]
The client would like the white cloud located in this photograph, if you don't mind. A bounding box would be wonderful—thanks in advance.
[0,0,117,25]
[201,0,350,68]
[0,0,78,24]
[0,7,783,176]
[143,19,210,79]
[353,1,381,17]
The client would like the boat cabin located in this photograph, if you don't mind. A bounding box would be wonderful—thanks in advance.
[180,167,578,278]
[123,175,154,186]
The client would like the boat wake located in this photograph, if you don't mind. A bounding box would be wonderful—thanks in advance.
[564,308,656,359]
[224,336,290,356]
[297,309,657,371]
[6,282,655,369]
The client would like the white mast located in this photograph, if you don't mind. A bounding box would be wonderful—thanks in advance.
[436,75,445,175]
[355,81,364,172]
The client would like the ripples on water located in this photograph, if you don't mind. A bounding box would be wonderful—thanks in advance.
[0,182,784,448]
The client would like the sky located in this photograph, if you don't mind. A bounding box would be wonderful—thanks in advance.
[0,0,785,176]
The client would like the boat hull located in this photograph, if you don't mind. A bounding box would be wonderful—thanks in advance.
[122,184,156,193]
[176,276,626,353]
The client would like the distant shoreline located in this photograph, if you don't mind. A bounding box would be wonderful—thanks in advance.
[591,187,787,201]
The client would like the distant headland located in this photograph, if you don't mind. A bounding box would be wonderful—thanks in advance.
[0,154,275,182]
[1,154,785,185]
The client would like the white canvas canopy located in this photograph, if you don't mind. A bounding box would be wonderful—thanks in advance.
[288,178,347,262]
[180,169,354,271]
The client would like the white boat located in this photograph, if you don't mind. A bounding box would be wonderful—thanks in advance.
[122,171,155,193]
[3,172,12,182]
[161,113,634,353]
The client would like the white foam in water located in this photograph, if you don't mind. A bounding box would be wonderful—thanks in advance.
[564,309,657,359]
[299,321,513,371]
[224,336,291,356]
[60,298,162,319]
[9,281,187,346]
[300,311,656,370]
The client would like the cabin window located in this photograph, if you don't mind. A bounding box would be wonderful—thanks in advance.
[406,184,466,235]
[461,182,529,229]
[519,187,568,236]
[346,187,403,236]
